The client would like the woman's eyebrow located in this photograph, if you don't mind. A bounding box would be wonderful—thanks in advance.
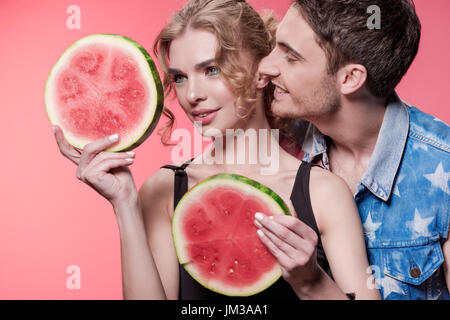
[168,58,215,74]
[195,58,215,70]
[168,68,182,74]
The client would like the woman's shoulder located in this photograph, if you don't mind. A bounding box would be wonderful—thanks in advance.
[309,165,351,196]
[139,167,175,210]
[308,165,356,233]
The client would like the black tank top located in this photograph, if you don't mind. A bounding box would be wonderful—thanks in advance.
[161,160,331,300]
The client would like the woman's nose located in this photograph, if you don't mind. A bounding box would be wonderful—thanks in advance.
[186,78,207,105]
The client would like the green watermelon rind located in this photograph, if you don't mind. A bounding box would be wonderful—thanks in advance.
[44,33,164,152]
[172,173,291,297]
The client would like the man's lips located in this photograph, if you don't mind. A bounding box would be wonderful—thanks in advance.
[271,82,289,94]
[272,82,289,99]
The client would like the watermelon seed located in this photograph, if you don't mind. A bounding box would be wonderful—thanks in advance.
[224,209,229,215]
[234,260,238,265]
[229,268,234,273]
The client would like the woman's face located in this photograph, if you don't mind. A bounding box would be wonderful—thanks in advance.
[168,28,247,137]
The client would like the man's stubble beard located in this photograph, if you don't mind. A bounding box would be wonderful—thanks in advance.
[293,74,341,122]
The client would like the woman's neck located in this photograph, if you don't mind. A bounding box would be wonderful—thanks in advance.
[202,98,281,176]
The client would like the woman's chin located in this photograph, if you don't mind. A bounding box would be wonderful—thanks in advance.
[195,124,225,139]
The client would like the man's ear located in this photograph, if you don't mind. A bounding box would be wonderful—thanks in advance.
[337,64,368,95]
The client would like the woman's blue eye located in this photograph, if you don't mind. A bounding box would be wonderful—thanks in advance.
[206,66,220,76]
[172,74,186,84]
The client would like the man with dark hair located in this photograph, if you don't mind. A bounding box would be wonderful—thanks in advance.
[259,0,449,299]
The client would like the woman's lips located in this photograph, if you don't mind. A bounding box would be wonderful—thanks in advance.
[192,108,220,125]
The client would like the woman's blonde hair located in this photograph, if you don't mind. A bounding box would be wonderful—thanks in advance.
[153,0,296,146]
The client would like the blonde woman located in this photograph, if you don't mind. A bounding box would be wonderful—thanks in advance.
[53,0,380,300]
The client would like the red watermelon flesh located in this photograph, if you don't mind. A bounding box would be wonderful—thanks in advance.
[183,188,277,287]
[172,175,291,296]
[56,45,148,138]
[45,34,163,152]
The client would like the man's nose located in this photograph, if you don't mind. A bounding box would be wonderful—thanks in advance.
[258,51,280,79]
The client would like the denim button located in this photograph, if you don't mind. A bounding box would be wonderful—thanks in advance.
[410,268,421,278]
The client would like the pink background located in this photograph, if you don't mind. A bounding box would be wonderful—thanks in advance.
[0,0,449,299]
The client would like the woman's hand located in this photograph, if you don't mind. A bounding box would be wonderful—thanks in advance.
[53,125,138,209]
[254,211,321,289]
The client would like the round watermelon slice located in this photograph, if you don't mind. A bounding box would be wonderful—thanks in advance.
[172,174,291,296]
[45,34,163,152]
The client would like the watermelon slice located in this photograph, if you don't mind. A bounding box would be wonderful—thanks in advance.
[45,34,163,152]
[172,174,291,296]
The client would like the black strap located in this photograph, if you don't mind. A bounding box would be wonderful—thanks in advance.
[290,161,320,235]
[161,158,195,210]
[289,161,331,277]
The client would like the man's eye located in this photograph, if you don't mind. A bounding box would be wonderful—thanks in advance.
[206,66,220,76]
[285,55,297,63]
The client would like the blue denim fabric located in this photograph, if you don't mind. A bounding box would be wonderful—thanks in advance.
[301,93,450,300]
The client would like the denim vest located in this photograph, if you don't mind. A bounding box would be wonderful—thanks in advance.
[301,93,450,300]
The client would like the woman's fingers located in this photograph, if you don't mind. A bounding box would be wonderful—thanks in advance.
[85,150,136,172]
[53,125,82,165]
[78,133,120,169]
[254,213,314,253]
[255,222,297,257]
[81,157,134,185]
[255,213,319,283]
[255,227,294,268]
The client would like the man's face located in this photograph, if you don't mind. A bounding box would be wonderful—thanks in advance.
[259,5,340,121]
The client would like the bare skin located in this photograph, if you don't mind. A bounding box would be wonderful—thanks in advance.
[53,26,380,300]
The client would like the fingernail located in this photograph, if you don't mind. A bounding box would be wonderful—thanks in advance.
[255,212,264,221]
[126,151,135,157]
[257,229,264,237]
[52,126,56,133]
[109,134,119,142]
[254,219,263,228]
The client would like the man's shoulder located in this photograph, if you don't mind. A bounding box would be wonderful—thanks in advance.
[405,105,450,153]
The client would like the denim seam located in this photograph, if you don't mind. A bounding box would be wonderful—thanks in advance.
[366,235,441,248]
[442,204,450,239]
[408,131,450,152]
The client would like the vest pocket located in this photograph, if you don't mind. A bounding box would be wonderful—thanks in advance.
[382,240,444,286]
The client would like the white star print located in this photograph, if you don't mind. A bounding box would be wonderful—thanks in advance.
[424,162,450,195]
[406,209,434,238]
[392,174,406,197]
[363,212,382,241]
[412,142,428,152]
[377,276,405,299]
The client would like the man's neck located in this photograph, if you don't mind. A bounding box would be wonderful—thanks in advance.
[311,95,387,192]
[314,95,387,161]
